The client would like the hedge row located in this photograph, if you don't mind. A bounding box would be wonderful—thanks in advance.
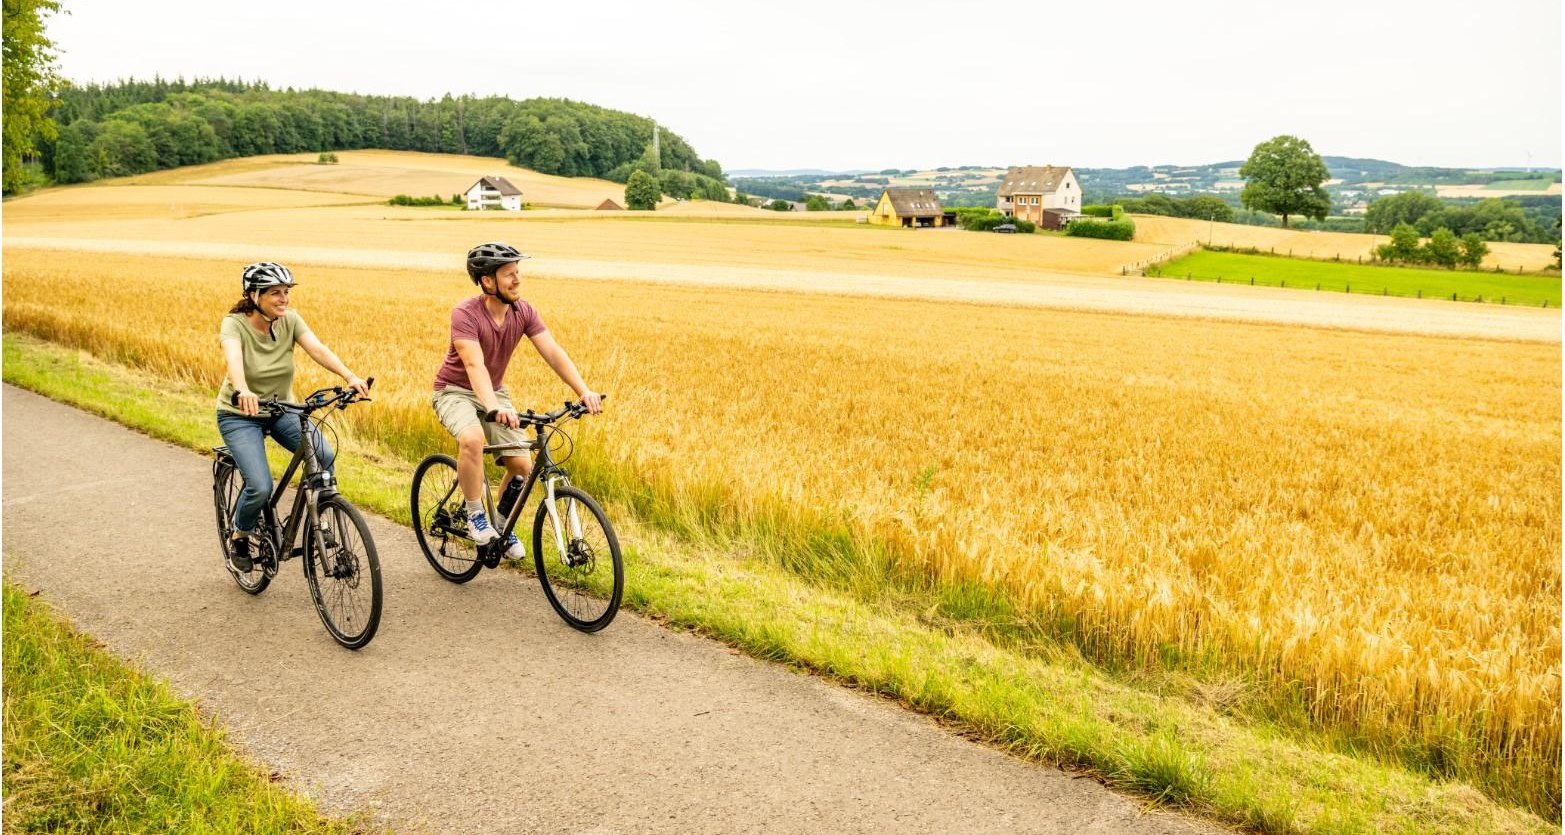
[1081,204,1124,220]
[1065,217,1135,241]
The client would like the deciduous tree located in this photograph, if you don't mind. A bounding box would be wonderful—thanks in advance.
[1363,191,1442,234]
[1458,233,1488,269]
[1424,227,1460,268]
[624,169,660,210]
[1239,135,1330,228]
[2,0,63,193]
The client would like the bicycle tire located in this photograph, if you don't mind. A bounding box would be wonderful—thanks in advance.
[532,485,623,632]
[304,495,383,649]
[410,454,483,583]
[213,462,271,595]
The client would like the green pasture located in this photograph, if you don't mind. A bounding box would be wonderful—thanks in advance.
[1151,250,1561,307]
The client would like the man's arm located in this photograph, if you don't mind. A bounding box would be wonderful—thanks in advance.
[453,338,519,427]
[529,331,602,414]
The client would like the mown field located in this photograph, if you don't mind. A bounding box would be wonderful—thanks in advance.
[1154,250,1562,306]
[1133,214,1559,273]
[4,244,1559,820]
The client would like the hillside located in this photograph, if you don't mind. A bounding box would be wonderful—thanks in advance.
[736,158,1564,216]
[123,150,630,208]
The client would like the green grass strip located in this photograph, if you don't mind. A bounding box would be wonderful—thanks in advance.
[1154,250,1561,306]
[1,580,369,834]
[2,334,1552,834]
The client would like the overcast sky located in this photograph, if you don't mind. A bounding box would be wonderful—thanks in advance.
[46,0,1562,171]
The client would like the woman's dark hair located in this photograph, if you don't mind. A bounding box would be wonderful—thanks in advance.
[228,296,258,315]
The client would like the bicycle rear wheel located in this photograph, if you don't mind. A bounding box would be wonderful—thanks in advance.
[532,485,623,632]
[304,496,383,649]
[213,462,270,595]
[411,454,483,583]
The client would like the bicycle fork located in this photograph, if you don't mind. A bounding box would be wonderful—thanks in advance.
[541,476,583,562]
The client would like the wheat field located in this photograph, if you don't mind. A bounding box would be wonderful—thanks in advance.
[2,243,1558,811]
[4,159,1562,812]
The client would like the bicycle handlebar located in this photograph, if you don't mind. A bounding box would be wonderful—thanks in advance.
[231,377,375,415]
[483,393,606,426]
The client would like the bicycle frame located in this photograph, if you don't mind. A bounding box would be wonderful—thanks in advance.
[484,422,583,559]
[256,411,335,566]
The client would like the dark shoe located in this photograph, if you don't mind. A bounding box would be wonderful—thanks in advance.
[230,536,254,572]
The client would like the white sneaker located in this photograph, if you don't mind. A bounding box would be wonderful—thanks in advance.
[503,533,526,561]
[467,511,499,545]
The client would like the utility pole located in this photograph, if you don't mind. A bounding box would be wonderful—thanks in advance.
[652,122,661,170]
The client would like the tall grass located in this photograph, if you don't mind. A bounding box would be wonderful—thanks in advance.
[3,248,1558,816]
[2,581,366,833]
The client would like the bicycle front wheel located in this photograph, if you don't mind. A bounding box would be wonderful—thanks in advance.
[214,461,270,595]
[411,454,483,583]
[304,496,383,649]
[532,485,623,632]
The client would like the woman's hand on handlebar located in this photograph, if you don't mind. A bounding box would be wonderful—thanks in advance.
[236,390,260,417]
[346,375,372,398]
[579,390,604,415]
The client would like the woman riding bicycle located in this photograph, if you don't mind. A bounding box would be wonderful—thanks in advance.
[217,262,369,571]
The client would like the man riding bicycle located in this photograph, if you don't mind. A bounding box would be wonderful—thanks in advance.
[431,242,602,560]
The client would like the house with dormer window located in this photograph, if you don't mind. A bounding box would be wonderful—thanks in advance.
[997,165,1080,227]
[870,187,948,228]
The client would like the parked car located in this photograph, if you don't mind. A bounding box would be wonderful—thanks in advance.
[994,223,1017,234]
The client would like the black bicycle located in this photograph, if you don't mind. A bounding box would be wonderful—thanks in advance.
[410,398,623,632]
[212,382,383,649]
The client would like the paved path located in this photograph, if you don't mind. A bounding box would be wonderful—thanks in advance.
[2,386,1221,834]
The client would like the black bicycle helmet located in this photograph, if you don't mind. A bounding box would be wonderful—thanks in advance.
[241,262,296,295]
[466,242,530,284]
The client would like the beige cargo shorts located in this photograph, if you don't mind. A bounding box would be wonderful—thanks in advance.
[431,386,531,459]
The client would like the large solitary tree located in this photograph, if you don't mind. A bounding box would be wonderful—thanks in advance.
[2,0,63,194]
[1239,135,1330,228]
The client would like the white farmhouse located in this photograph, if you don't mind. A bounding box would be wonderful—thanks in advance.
[465,176,523,211]
[996,165,1081,226]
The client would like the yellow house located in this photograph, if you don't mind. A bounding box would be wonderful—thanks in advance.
[870,187,948,228]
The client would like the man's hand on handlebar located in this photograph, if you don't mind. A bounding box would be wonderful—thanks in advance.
[580,390,604,415]
[485,407,521,429]
[346,375,372,399]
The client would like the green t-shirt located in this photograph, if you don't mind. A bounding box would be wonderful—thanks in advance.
[216,310,313,415]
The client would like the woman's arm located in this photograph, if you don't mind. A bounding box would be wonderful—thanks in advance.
[222,337,260,416]
[529,331,601,414]
[296,330,369,396]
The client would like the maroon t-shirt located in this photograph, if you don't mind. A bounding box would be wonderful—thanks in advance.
[432,296,548,391]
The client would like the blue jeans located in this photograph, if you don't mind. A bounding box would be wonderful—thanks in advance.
[216,411,334,534]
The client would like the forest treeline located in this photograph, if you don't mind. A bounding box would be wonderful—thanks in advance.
[41,78,729,199]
